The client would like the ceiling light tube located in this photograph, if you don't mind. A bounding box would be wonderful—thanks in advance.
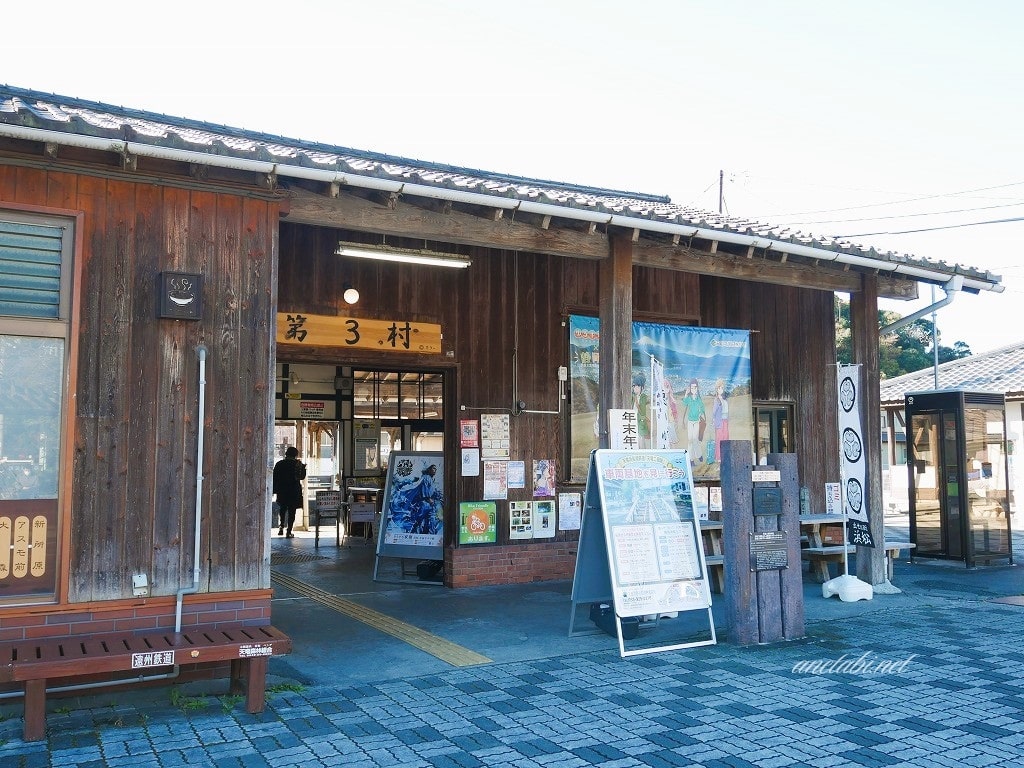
[336,243,471,268]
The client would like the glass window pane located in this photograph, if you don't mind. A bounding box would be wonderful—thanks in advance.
[0,336,63,499]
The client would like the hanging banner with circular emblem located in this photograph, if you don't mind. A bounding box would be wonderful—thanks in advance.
[837,364,874,547]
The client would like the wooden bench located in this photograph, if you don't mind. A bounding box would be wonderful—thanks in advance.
[0,624,292,742]
[803,542,918,583]
[883,541,916,580]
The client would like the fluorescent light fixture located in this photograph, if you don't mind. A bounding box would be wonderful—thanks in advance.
[336,242,472,269]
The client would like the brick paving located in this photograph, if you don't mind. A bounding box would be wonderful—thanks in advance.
[4,520,1023,767]
[4,591,1024,767]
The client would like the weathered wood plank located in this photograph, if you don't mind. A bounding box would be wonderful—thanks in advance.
[151,185,193,595]
[285,187,607,261]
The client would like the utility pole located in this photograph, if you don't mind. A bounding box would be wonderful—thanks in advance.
[931,285,939,389]
[718,170,724,214]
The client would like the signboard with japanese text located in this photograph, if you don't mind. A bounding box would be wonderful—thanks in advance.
[298,400,326,419]
[277,312,442,353]
[0,499,58,601]
[568,450,717,657]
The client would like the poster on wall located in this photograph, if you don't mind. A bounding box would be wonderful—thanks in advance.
[507,460,526,489]
[375,452,444,562]
[459,501,497,544]
[533,459,556,497]
[460,419,479,448]
[568,315,752,483]
[461,448,480,477]
[533,500,556,538]
[509,501,533,539]
[353,419,381,476]
[483,460,508,500]
[480,413,510,459]
[558,492,582,530]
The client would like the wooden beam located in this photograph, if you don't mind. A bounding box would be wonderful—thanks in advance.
[283,186,918,298]
[631,238,916,296]
[285,186,608,260]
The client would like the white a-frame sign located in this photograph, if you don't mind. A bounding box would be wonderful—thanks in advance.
[569,449,717,657]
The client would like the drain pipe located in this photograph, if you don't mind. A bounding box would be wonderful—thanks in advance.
[176,343,208,631]
[878,275,963,337]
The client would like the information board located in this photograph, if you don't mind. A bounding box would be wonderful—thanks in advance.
[569,449,717,657]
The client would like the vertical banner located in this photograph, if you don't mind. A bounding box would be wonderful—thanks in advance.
[837,364,874,547]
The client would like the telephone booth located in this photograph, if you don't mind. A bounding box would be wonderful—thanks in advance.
[906,390,1013,567]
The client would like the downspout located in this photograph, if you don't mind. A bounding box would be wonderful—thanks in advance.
[878,275,963,338]
[176,343,207,631]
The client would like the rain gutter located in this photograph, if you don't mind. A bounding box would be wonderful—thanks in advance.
[0,123,1003,294]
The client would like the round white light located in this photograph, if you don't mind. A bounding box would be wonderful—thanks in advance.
[343,286,360,304]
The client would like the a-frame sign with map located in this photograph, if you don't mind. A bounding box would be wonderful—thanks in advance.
[569,449,717,657]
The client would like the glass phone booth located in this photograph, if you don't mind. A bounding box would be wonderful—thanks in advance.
[906,390,1013,567]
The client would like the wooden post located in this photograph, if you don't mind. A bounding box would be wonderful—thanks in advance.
[597,232,633,448]
[850,273,887,584]
[769,451,805,640]
[721,440,757,645]
[723,443,806,645]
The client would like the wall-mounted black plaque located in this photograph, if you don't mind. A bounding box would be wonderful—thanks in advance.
[749,530,788,571]
[158,272,203,320]
[752,486,782,515]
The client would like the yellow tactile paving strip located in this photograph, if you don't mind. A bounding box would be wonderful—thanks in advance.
[270,571,492,667]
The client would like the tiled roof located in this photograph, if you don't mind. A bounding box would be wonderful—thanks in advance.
[0,84,1002,289]
[879,342,1024,405]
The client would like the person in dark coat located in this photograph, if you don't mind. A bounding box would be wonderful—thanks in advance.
[273,446,305,537]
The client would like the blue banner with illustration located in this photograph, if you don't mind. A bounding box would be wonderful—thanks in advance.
[568,315,752,482]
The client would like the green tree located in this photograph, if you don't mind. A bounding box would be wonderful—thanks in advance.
[835,297,971,378]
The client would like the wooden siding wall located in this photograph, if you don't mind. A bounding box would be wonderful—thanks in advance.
[278,223,703,546]
[0,165,278,603]
[700,275,839,510]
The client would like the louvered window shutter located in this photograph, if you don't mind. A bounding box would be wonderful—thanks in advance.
[0,218,64,318]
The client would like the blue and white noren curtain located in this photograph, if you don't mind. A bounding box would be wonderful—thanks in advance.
[837,364,874,547]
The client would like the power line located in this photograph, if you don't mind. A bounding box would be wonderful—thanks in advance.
[758,180,1024,218]
[783,200,1024,227]
[836,215,1024,238]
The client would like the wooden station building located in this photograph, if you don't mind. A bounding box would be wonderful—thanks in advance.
[0,85,1003,649]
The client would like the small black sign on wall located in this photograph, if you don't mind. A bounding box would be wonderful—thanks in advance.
[158,272,203,320]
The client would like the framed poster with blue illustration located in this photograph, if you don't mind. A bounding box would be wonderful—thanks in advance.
[374,451,444,562]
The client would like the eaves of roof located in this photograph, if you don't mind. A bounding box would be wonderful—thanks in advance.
[0,84,1003,294]
[879,341,1024,406]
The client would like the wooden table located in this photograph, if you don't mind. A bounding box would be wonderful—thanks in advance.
[799,514,852,582]
[799,514,917,582]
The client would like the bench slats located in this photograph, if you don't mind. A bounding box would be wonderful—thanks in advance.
[7,626,291,682]
[0,624,292,741]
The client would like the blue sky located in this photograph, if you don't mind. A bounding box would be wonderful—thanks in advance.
[5,1,1021,353]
